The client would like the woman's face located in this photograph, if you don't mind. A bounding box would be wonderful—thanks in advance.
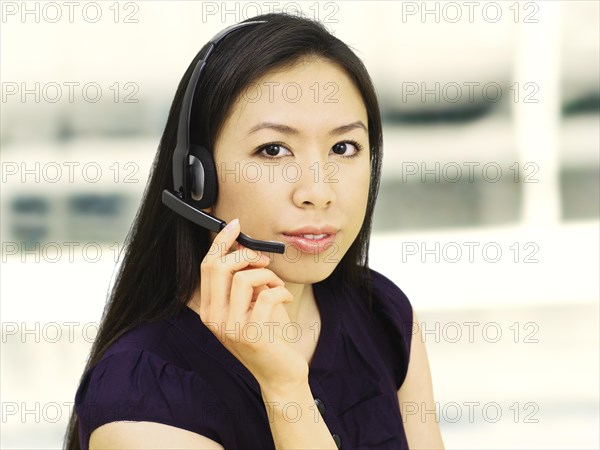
[204,57,371,284]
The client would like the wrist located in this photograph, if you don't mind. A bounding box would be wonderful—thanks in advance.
[259,378,311,404]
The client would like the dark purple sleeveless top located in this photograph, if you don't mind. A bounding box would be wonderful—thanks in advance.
[75,268,413,449]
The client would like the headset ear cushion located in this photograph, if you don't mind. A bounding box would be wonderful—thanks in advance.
[188,144,217,209]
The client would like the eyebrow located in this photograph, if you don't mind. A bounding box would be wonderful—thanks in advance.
[246,120,368,137]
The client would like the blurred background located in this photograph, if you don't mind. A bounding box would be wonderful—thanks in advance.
[1,1,598,448]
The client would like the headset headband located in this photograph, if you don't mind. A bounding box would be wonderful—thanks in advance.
[163,19,285,253]
[172,20,267,197]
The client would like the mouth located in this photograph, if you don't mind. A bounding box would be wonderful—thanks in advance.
[281,232,337,254]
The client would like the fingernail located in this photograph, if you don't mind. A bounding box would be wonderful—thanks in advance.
[224,218,239,232]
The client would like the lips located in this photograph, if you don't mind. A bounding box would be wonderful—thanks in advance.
[281,227,338,254]
[282,226,338,236]
[291,233,328,240]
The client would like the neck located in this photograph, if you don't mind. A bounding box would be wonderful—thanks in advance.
[281,281,313,324]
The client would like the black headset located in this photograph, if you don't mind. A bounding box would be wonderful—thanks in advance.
[161,21,285,254]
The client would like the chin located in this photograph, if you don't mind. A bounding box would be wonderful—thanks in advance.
[272,257,339,285]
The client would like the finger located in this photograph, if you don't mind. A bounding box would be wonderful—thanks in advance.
[200,218,241,312]
[208,218,241,262]
[227,268,284,326]
[249,286,293,327]
[200,219,239,320]
[202,219,242,322]
[236,243,266,266]
[250,285,269,307]
[237,243,271,267]
[208,251,270,324]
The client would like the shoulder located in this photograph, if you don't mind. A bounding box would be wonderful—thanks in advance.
[367,268,414,324]
[365,267,415,388]
[75,347,224,425]
[333,266,414,333]
[75,320,227,448]
[100,318,178,361]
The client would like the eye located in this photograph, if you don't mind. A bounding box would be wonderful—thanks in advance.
[256,143,292,159]
[331,140,363,158]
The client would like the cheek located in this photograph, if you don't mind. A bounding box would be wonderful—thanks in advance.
[215,166,281,214]
[339,169,370,221]
[353,163,371,206]
[216,181,244,211]
[355,167,372,224]
[358,183,371,219]
[211,165,246,215]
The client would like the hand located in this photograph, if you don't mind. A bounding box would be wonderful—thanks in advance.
[197,218,309,392]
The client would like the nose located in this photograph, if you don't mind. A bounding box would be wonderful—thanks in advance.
[291,158,337,209]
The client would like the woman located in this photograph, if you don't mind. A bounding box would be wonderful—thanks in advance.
[64,12,444,450]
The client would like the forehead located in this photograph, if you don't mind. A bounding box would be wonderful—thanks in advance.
[221,58,368,139]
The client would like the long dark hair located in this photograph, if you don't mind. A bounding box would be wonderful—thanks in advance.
[64,12,383,449]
